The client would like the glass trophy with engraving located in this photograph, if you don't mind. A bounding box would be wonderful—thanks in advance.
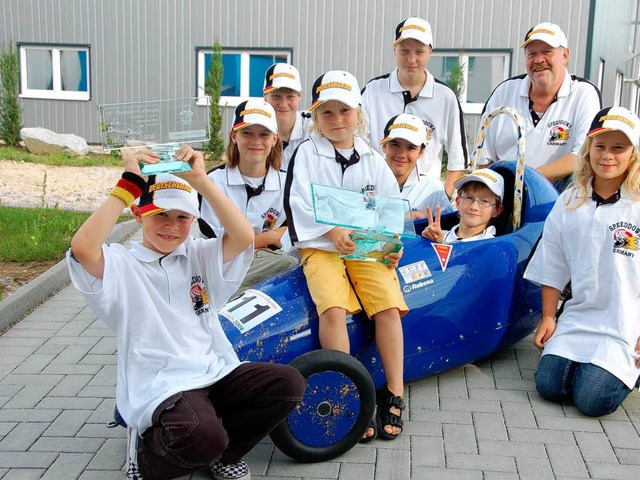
[311,184,416,264]
[98,97,209,175]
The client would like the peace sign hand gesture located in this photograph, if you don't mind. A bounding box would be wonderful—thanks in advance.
[421,206,445,243]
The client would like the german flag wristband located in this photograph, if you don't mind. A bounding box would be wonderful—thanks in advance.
[110,172,146,207]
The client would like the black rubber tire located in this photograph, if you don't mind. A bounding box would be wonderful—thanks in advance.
[269,349,376,463]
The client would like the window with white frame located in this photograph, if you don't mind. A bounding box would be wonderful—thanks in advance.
[429,50,511,114]
[196,48,292,106]
[19,44,90,100]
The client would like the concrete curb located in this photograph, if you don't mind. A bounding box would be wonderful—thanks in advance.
[0,219,139,330]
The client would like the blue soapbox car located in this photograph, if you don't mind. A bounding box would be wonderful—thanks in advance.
[217,160,558,462]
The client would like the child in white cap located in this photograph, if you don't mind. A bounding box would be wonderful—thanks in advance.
[199,99,298,295]
[67,146,305,480]
[263,63,312,170]
[284,70,407,441]
[380,113,455,218]
[421,169,504,242]
[524,106,640,416]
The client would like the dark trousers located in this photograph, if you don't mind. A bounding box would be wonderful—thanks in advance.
[137,362,306,480]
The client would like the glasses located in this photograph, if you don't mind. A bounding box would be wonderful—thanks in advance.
[459,195,496,209]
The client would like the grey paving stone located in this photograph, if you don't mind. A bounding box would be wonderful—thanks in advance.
[36,396,101,411]
[412,466,482,480]
[443,424,477,454]
[42,364,102,375]
[29,436,105,453]
[43,336,100,347]
[54,319,93,338]
[47,375,93,397]
[77,386,116,399]
[49,345,95,366]
[507,427,577,445]
[0,339,47,348]
[0,348,38,357]
[0,375,63,387]
[79,355,117,366]
[79,328,113,338]
[375,447,409,480]
[0,410,60,423]
[546,443,588,477]
[483,474,521,480]
[330,443,374,463]
[411,436,445,467]
[469,388,529,402]
[529,397,567,418]
[88,338,117,356]
[442,398,501,414]
[490,358,521,379]
[410,409,472,424]
[438,370,468,399]
[0,423,16,437]
[516,456,554,480]
[34,344,67,355]
[87,366,116,387]
[1,329,55,339]
[616,447,640,465]
[11,321,63,332]
[0,451,58,468]
[478,439,547,459]
[11,355,57,375]
[401,420,441,437]
[446,453,516,472]
[574,431,617,463]
[601,419,640,448]
[0,386,21,397]
[266,457,339,477]
[3,386,55,409]
[536,415,604,433]
[493,378,537,392]
[0,423,49,451]
[338,462,374,480]
[501,401,537,428]
[243,443,272,476]
[86,399,117,425]
[78,472,130,480]
[85,438,126,470]
[1,469,47,479]
[586,462,640,479]
[40,452,92,480]
[473,412,508,441]
[75,424,125,439]
[0,357,26,368]
[463,366,495,390]
[43,409,92,437]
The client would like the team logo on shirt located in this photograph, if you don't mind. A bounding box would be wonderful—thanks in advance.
[262,208,280,230]
[611,226,639,258]
[361,185,376,210]
[422,120,434,142]
[546,120,571,145]
[190,276,210,315]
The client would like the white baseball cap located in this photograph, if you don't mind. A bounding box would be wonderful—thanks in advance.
[380,113,427,147]
[454,169,505,202]
[263,63,303,94]
[588,106,640,148]
[309,70,361,111]
[138,173,200,218]
[232,99,278,134]
[393,17,433,47]
[520,22,568,49]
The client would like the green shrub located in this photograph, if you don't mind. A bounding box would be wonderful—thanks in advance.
[0,43,22,147]
[205,42,225,162]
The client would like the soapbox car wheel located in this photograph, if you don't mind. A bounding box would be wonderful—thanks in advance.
[270,349,376,462]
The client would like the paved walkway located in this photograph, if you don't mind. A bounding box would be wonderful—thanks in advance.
[1,228,639,479]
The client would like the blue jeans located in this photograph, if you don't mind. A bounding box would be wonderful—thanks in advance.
[535,354,635,417]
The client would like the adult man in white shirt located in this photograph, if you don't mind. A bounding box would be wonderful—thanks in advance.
[478,22,601,190]
[361,17,468,197]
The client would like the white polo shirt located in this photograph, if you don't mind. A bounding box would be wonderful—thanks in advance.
[479,70,601,168]
[284,132,401,251]
[443,225,496,243]
[400,166,456,214]
[282,111,313,171]
[67,235,253,434]
[361,68,469,178]
[201,165,287,237]
[524,185,640,389]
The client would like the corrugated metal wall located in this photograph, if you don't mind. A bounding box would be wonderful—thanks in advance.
[0,0,594,146]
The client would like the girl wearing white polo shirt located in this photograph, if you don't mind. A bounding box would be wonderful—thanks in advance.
[199,99,298,293]
[525,106,640,416]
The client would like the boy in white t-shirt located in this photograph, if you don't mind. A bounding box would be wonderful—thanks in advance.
[422,169,505,243]
[67,146,305,480]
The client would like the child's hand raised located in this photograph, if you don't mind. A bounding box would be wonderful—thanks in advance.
[421,206,444,243]
[174,145,207,181]
[123,148,158,177]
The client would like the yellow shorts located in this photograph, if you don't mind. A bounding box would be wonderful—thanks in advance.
[299,248,409,318]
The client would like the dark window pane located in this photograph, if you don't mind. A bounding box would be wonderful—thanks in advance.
[26,49,53,90]
[249,54,287,97]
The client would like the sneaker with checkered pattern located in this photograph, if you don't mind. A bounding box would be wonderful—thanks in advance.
[210,459,251,480]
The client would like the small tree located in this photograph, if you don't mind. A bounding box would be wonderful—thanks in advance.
[0,43,22,147]
[447,54,466,101]
[205,42,225,161]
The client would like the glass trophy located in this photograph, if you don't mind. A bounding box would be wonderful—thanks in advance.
[98,97,209,175]
[311,183,416,263]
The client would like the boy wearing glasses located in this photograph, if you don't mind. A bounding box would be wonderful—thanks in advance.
[422,169,504,243]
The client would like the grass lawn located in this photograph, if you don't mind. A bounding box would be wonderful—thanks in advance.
[0,146,123,167]
[0,206,94,262]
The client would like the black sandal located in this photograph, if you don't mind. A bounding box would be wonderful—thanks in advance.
[376,385,404,440]
[359,407,378,443]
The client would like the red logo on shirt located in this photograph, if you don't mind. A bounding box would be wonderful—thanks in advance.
[612,228,638,257]
[190,278,210,315]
